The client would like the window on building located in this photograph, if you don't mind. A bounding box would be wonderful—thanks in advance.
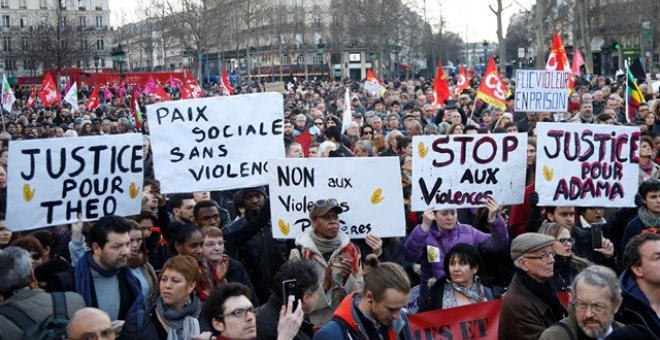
[313,54,323,64]
[21,37,28,52]
[40,0,47,9]
[19,0,27,9]
[2,16,9,28]
[296,55,305,64]
[78,0,85,9]
[19,18,25,29]
[60,16,67,29]
[5,59,15,71]
[95,0,102,10]
[313,16,321,28]
[95,16,102,29]
[281,55,290,65]
[0,0,8,9]
[96,37,103,50]
[80,16,87,28]
[3,37,11,52]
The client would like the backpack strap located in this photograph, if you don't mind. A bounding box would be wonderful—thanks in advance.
[0,303,38,330]
[50,292,68,318]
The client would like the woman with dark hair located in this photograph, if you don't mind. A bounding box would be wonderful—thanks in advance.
[10,235,45,269]
[359,124,374,141]
[420,243,500,312]
[638,136,660,184]
[538,223,591,292]
[133,210,167,272]
[121,256,212,339]
[169,223,214,301]
[31,228,74,291]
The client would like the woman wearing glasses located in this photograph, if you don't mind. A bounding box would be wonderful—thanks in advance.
[538,223,591,292]
[203,282,303,340]
[120,255,212,339]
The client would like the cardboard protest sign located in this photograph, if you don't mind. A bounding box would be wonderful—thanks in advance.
[514,70,571,112]
[147,93,285,194]
[411,134,528,211]
[7,135,143,231]
[409,299,502,340]
[535,123,640,207]
[267,157,405,239]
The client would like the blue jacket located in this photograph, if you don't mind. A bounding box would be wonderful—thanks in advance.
[615,269,660,337]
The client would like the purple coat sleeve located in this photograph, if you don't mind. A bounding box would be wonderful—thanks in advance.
[470,214,509,251]
[404,224,429,261]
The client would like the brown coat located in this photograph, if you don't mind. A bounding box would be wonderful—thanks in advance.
[499,274,563,340]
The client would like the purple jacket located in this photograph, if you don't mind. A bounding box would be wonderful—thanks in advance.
[404,214,508,295]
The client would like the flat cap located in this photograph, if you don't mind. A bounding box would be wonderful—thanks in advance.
[510,233,556,261]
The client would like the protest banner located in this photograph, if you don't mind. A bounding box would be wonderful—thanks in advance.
[409,299,501,340]
[514,70,571,112]
[411,134,528,211]
[147,93,285,194]
[6,135,143,231]
[267,157,405,239]
[535,123,640,207]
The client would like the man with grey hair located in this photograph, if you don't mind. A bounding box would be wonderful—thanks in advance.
[540,265,624,339]
[0,247,85,339]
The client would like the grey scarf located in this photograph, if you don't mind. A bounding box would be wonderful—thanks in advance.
[310,230,342,254]
[442,278,486,309]
[155,295,201,340]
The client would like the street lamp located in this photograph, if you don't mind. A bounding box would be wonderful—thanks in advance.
[482,40,488,65]
[111,44,126,77]
[93,53,100,73]
[316,38,325,79]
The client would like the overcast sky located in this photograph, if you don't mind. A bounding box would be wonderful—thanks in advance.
[109,0,535,44]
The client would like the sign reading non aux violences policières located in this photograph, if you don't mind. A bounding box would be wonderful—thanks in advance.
[411,134,528,211]
[7,134,144,231]
[267,157,405,239]
[147,93,285,194]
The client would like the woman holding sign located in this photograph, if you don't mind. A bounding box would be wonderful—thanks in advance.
[404,195,509,301]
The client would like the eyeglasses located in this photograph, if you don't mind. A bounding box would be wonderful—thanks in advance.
[68,328,116,340]
[572,300,609,315]
[314,122,324,126]
[558,238,575,245]
[221,306,255,319]
[524,251,555,261]
[363,131,373,135]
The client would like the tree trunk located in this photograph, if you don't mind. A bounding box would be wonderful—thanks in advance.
[535,0,546,69]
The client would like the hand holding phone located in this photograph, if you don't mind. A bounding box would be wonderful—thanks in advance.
[282,279,298,311]
[591,224,603,250]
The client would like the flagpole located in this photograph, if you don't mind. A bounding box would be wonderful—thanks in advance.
[0,73,6,132]
[625,60,629,121]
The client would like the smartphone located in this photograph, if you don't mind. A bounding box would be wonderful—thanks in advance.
[591,224,603,249]
[281,279,298,310]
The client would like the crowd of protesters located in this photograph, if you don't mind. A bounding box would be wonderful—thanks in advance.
[0,68,659,340]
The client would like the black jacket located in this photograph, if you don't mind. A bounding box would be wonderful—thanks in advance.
[256,294,313,340]
[223,205,293,304]
[119,301,211,340]
[615,270,660,338]
[419,278,501,313]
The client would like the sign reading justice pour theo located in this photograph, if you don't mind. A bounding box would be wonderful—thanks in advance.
[6,134,144,231]
[267,158,405,239]
[411,134,528,211]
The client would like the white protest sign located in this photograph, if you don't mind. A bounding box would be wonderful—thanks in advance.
[267,157,405,239]
[535,123,640,207]
[7,134,143,231]
[411,134,528,211]
[514,70,571,112]
[364,80,385,96]
[147,93,285,194]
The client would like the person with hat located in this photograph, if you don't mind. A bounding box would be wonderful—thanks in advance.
[290,198,382,326]
[499,233,567,340]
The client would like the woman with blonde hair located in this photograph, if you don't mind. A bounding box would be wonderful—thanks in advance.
[538,222,591,292]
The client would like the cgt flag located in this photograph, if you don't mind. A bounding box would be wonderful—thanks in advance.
[181,67,203,99]
[85,85,100,111]
[546,32,574,91]
[476,56,508,110]
[38,73,61,107]
[26,86,37,109]
[431,63,451,107]
[220,69,234,96]
[455,65,470,96]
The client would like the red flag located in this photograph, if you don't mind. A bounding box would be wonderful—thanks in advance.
[220,69,234,96]
[181,67,203,99]
[476,56,508,110]
[38,73,61,107]
[130,91,143,129]
[154,84,171,101]
[571,48,585,76]
[364,69,386,96]
[85,85,100,111]
[26,86,37,108]
[546,32,574,90]
[455,65,470,96]
[366,69,383,85]
[294,129,312,157]
[431,63,451,106]
[468,66,475,79]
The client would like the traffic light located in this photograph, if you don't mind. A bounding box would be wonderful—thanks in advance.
[612,42,622,51]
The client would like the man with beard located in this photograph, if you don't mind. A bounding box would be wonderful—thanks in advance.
[540,265,624,339]
[73,216,144,321]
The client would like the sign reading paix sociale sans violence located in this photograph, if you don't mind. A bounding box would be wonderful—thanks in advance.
[267,158,405,239]
[7,134,144,231]
[535,123,640,207]
[411,134,528,211]
[147,93,285,194]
